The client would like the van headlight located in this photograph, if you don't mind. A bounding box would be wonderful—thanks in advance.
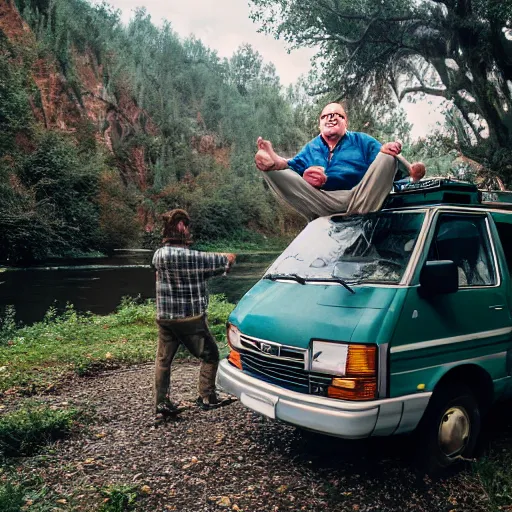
[310,341,349,375]
[227,323,242,350]
[311,341,378,400]
[226,324,243,370]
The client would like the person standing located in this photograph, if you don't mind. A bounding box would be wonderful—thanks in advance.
[152,209,236,421]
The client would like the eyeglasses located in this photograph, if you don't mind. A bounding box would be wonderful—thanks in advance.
[320,112,346,121]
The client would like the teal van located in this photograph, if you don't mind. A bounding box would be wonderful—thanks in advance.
[216,178,512,471]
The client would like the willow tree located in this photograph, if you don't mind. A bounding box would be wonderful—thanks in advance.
[249,0,512,183]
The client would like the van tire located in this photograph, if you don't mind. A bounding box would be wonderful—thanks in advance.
[414,383,480,474]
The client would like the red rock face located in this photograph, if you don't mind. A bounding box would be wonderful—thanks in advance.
[0,1,237,236]
[1,0,157,190]
[0,0,32,43]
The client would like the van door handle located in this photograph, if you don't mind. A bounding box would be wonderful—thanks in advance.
[489,305,505,310]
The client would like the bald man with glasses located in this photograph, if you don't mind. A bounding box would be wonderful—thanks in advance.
[255,102,403,221]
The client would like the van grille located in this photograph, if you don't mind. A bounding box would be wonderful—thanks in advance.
[239,334,331,395]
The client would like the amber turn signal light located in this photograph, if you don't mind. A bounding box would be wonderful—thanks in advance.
[327,377,377,401]
[328,344,377,399]
[228,349,242,370]
[346,344,377,376]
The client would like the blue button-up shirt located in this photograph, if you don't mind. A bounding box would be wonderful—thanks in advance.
[287,132,382,191]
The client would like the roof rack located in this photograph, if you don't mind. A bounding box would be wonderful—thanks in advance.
[385,178,481,209]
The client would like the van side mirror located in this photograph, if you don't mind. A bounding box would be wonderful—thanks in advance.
[419,260,459,296]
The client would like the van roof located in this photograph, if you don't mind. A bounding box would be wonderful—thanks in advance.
[383,178,512,212]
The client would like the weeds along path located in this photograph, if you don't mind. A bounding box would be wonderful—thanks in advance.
[9,361,492,511]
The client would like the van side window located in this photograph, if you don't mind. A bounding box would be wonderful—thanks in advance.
[494,221,512,276]
[427,215,495,287]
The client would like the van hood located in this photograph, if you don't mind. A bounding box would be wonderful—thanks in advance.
[229,280,398,350]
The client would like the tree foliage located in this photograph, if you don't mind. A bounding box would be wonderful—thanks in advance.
[249,0,512,182]
[1,0,311,262]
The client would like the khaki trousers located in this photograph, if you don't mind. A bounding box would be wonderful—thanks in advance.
[154,314,219,410]
[263,153,397,221]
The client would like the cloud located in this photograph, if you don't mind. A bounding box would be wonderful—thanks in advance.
[104,0,315,86]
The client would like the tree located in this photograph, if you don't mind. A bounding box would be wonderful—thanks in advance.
[249,0,512,183]
[229,44,263,95]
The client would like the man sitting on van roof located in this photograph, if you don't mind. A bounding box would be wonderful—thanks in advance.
[255,102,403,221]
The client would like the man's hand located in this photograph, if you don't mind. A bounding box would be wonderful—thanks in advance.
[225,253,236,265]
[221,253,236,273]
[255,137,276,171]
[257,136,274,153]
[380,141,402,157]
[303,166,327,188]
[255,137,289,171]
[255,149,275,171]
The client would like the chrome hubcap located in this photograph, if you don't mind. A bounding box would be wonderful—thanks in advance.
[438,406,470,458]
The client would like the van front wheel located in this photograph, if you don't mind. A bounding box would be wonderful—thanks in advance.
[415,384,480,473]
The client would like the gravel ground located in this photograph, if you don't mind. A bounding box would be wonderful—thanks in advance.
[8,361,496,511]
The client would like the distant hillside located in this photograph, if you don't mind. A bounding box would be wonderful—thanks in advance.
[0,0,310,262]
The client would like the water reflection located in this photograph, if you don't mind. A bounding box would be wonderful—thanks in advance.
[0,251,276,325]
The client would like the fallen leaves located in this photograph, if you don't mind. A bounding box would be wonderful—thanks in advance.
[4,360,494,512]
[217,496,231,507]
[181,455,201,470]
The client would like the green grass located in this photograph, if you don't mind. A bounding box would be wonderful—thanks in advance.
[0,402,80,457]
[0,294,235,508]
[99,485,139,512]
[474,450,512,511]
[0,471,78,511]
[0,481,25,512]
[0,295,235,395]
[193,234,293,253]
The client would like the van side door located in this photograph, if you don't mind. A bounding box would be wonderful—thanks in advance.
[390,211,512,398]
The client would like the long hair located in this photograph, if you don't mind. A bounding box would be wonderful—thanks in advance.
[161,209,192,245]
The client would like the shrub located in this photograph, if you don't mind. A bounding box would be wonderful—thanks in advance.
[0,306,17,346]
[191,196,247,241]
[99,485,138,512]
[0,481,24,512]
[1,131,105,262]
[111,296,156,326]
[0,403,79,457]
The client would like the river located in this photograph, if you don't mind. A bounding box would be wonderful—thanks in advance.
[0,251,277,325]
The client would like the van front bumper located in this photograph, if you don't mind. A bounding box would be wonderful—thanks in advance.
[217,360,432,439]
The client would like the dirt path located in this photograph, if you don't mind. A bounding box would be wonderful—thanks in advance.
[11,361,494,511]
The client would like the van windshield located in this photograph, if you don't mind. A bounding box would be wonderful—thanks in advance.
[265,211,425,284]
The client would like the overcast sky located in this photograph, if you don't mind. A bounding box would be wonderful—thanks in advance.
[104,0,316,87]
[101,0,445,140]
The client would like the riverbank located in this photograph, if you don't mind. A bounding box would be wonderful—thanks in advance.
[1,302,512,510]
[0,296,233,396]
[0,235,295,268]
[193,235,294,254]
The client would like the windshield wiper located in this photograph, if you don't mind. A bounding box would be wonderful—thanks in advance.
[263,273,355,293]
[263,273,306,285]
[329,277,356,294]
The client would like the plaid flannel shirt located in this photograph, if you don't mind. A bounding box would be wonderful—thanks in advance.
[152,246,229,320]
